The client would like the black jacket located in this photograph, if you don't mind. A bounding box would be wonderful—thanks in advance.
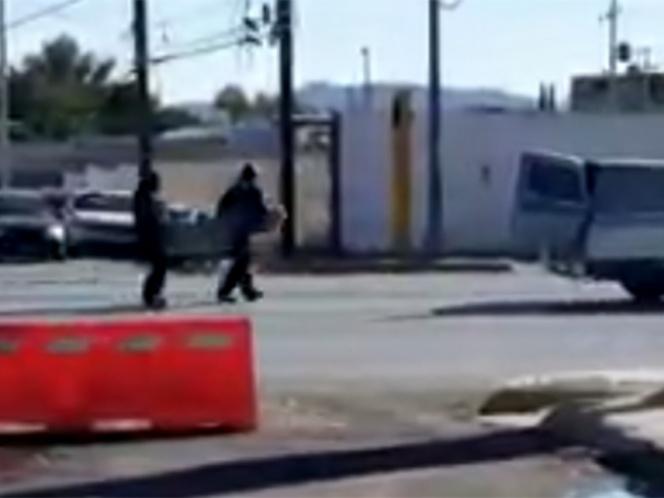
[216,182,267,242]
[133,186,165,254]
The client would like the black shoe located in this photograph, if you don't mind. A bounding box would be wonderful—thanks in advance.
[145,296,168,311]
[242,289,264,302]
[217,293,238,304]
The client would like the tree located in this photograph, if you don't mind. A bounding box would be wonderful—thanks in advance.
[96,81,142,136]
[10,35,116,139]
[253,92,279,119]
[214,85,250,123]
[7,35,199,140]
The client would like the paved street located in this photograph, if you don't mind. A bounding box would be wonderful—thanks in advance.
[2,261,663,390]
[0,261,660,496]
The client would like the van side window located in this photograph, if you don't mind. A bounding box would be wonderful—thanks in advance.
[594,169,664,214]
[527,162,583,203]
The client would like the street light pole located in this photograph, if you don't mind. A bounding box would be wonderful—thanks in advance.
[606,0,620,111]
[425,0,442,254]
[0,0,11,189]
[607,0,620,76]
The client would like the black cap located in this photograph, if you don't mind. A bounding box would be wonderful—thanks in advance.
[140,171,161,192]
[240,163,258,182]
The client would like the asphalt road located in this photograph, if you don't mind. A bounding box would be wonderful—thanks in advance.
[2,261,663,389]
[0,261,657,497]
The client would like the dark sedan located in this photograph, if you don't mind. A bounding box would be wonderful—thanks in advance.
[0,191,67,261]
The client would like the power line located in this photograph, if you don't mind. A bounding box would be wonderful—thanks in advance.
[151,38,249,66]
[7,0,90,30]
[160,26,245,53]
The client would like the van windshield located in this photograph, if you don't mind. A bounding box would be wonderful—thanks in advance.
[527,161,584,203]
[593,167,664,214]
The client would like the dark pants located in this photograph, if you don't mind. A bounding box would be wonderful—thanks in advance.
[142,247,168,306]
[218,243,255,297]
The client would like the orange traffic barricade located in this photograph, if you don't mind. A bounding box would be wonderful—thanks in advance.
[0,316,257,435]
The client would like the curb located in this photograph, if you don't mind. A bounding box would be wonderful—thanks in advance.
[261,258,513,275]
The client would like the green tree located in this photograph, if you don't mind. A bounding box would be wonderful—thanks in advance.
[214,85,250,123]
[10,35,115,139]
[253,92,279,119]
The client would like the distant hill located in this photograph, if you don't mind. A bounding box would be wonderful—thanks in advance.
[298,82,535,112]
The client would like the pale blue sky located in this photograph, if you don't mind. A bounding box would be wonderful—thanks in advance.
[7,0,664,103]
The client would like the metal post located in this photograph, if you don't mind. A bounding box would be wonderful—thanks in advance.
[0,0,11,189]
[361,46,372,101]
[277,0,296,257]
[134,0,153,178]
[329,112,342,256]
[425,0,443,254]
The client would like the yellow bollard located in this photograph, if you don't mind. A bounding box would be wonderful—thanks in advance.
[391,90,413,253]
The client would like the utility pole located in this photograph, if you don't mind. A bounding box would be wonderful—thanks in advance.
[0,0,11,189]
[277,0,296,257]
[425,0,462,254]
[133,0,153,178]
[425,0,443,254]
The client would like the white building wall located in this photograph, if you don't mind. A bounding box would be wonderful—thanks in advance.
[342,109,664,255]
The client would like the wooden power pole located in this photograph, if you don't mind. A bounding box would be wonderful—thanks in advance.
[277,0,296,257]
[134,0,153,178]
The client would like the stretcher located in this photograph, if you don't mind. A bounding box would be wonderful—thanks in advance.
[166,206,285,261]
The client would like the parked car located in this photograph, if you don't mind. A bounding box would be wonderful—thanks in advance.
[66,190,216,265]
[512,151,664,301]
[0,190,67,261]
[66,191,137,258]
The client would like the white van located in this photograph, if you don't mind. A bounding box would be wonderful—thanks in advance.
[513,152,664,301]
[512,151,588,265]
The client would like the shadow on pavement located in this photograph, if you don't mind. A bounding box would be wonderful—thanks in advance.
[0,428,239,449]
[0,299,220,319]
[432,299,664,318]
[3,429,563,498]
[598,452,664,498]
[0,305,146,318]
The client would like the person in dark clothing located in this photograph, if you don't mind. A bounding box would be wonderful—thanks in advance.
[133,171,168,310]
[216,163,268,303]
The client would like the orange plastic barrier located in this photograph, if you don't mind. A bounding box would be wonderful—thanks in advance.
[0,316,257,435]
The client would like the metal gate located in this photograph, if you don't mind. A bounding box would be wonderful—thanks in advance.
[293,113,341,255]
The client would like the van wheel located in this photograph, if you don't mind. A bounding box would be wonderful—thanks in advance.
[621,279,664,302]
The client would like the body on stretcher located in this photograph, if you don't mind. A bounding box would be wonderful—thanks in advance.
[166,205,285,262]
